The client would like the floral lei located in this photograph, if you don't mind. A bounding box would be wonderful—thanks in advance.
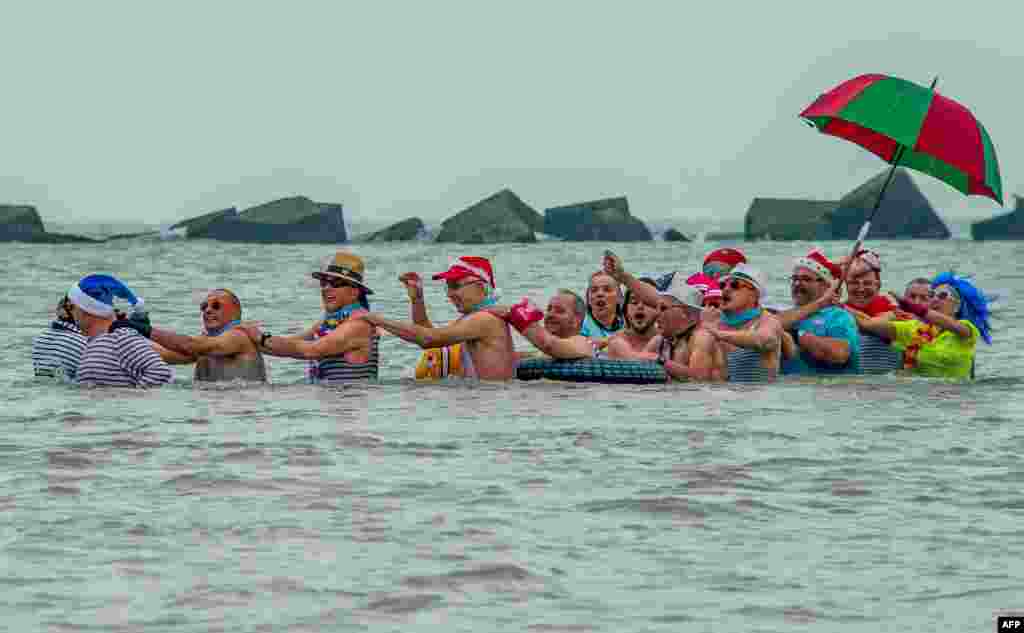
[901,322,940,370]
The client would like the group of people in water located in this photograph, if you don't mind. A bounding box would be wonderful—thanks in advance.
[32,244,993,387]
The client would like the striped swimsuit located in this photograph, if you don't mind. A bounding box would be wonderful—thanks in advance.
[306,305,380,383]
[32,321,88,380]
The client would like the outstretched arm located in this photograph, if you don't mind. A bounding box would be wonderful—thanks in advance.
[260,319,373,359]
[892,298,972,339]
[153,341,196,365]
[150,328,250,358]
[362,312,498,349]
[519,324,593,359]
[847,307,897,340]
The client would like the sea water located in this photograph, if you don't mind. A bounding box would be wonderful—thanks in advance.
[2,238,1022,632]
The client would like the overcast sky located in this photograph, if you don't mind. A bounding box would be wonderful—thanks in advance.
[3,1,1020,228]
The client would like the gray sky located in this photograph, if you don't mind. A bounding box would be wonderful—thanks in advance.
[4,1,1020,229]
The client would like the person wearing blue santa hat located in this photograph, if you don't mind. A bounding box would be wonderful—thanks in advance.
[66,274,173,388]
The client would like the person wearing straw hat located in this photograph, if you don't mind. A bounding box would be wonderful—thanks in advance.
[355,256,515,380]
[701,263,782,383]
[149,288,267,383]
[66,274,173,388]
[777,249,861,376]
[239,252,379,382]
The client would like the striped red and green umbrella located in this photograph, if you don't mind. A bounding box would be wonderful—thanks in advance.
[800,73,1002,204]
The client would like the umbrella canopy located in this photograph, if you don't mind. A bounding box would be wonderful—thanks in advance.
[800,74,1002,204]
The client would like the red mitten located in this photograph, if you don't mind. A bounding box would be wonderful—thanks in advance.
[506,298,544,334]
[897,298,929,319]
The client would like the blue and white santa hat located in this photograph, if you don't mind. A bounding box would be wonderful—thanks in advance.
[67,274,144,318]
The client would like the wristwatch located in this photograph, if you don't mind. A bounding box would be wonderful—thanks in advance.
[260,332,273,348]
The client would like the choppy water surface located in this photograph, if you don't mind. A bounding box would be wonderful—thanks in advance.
[2,238,1023,632]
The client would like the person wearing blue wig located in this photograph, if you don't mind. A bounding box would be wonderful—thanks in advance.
[851,272,990,380]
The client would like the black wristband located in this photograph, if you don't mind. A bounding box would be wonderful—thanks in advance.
[260,332,273,348]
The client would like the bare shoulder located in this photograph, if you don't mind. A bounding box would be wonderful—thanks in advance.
[759,312,783,331]
[465,310,508,333]
[331,317,373,337]
[643,335,663,353]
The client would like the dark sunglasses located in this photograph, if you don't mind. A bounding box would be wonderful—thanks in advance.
[725,279,754,291]
[200,300,223,312]
[320,277,358,289]
[790,275,823,284]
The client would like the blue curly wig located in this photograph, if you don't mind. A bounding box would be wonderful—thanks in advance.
[931,272,992,345]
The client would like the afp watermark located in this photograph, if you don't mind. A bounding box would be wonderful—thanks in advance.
[996,613,1024,631]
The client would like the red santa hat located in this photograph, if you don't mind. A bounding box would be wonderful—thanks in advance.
[793,248,842,281]
[432,256,496,288]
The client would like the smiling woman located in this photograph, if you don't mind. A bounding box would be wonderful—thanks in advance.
[236,251,380,383]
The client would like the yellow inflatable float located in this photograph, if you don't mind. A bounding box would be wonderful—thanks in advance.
[414,344,463,380]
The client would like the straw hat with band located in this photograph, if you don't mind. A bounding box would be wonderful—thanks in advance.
[312,252,374,294]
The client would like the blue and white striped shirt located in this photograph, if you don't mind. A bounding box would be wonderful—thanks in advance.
[76,329,173,388]
[32,321,88,380]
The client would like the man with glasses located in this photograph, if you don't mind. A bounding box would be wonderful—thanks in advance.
[777,249,861,376]
[356,256,515,380]
[239,252,379,382]
[150,288,267,383]
[701,264,782,382]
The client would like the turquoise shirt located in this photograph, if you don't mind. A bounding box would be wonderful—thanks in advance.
[579,312,623,339]
[782,305,861,376]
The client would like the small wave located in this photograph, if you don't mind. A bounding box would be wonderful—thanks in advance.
[46,484,80,495]
[403,563,542,592]
[365,593,442,614]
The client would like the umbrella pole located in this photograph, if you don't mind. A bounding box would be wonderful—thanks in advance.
[839,76,939,292]
[839,145,906,293]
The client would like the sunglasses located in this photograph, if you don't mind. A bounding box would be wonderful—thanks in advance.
[790,275,823,284]
[446,279,483,292]
[702,261,731,277]
[319,277,358,289]
[200,300,223,312]
[929,290,959,302]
